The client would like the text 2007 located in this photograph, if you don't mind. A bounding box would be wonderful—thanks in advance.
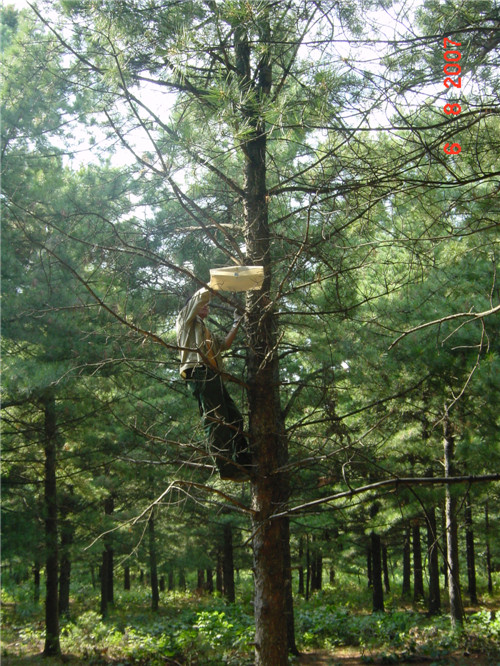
[443,37,462,155]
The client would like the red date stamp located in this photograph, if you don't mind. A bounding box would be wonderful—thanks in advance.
[442,38,462,155]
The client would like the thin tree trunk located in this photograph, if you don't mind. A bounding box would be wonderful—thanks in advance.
[206,568,214,593]
[367,544,373,589]
[33,559,41,604]
[100,495,114,617]
[426,505,441,615]
[222,523,235,603]
[371,532,384,612]
[443,412,464,627]
[282,517,299,655]
[382,543,390,594]
[178,569,186,590]
[197,569,205,590]
[305,536,310,600]
[42,393,61,657]
[298,537,304,596]
[58,505,73,618]
[168,568,174,592]
[216,551,223,594]
[465,493,478,605]
[148,512,159,611]
[485,502,493,594]
[311,545,323,592]
[402,525,411,599]
[441,508,448,589]
[100,551,108,617]
[412,520,425,602]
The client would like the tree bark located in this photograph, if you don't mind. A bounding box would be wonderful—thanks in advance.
[168,568,174,592]
[465,493,478,605]
[124,565,131,591]
[485,502,493,594]
[42,394,61,657]
[197,569,205,590]
[443,413,464,627]
[298,537,304,596]
[222,523,235,603]
[426,505,441,615]
[100,552,108,617]
[100,495,114,617]
[412,520,425,602]
[282,517,299,655]
[206,568,214,593]
[367,544,373,589]
[58,503,74,618]
[236,12,290,664]
[148,511,160,611]
[216,551,223,594]
[402,525,411,598]
[382,543,390,594]
[371,532,384,612]
[311,542,323,592]
[305,535,311,600]
[33,559,41,604]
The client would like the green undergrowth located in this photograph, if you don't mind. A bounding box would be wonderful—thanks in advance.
[2,581,499,664]
[295,590,500,662]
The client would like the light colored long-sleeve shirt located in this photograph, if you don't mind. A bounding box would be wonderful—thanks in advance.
[175,288,224,376]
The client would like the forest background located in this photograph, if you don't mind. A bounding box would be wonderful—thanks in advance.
[1,0,499,664]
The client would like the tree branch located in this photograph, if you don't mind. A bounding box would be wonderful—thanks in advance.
[272,474,500,519]
[389,304,500,350]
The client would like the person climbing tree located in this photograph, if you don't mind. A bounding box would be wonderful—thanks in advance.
[176,286,253,481]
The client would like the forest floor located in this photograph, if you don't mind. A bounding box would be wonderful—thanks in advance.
[2,584,499,666]
[1,647,499,665]
[297,646,499,665]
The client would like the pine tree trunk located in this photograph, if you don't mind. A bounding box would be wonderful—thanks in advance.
[443,413,464,627]
[206,568,214,593]
[58,510,73,617]
[485,502,493,594]
[367,545,373,589]
[178,569,186,590]
[100,496,114,617]
[412,520,425,602]
[148,512,159,611]
[311,546,323,592]
[33,560,41,604]
[42,393,61,657]
[222,523,235,603]
[426,505,441,615]
[465,494,478,605]
[168,568,174,592]
[216,552,223,594]
[382,543,390,594]
[298,537,304,596]
[107,546,114,603]
[305,536,311,600]
[282,517,299,655]
[402,525,411,599]
[197,569,205,590]
[100,552,109,617]
[371,532,384,612]
[124,565,131,591]
[236,14,290,663]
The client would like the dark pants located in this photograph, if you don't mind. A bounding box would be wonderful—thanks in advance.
[187,366,251,477]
